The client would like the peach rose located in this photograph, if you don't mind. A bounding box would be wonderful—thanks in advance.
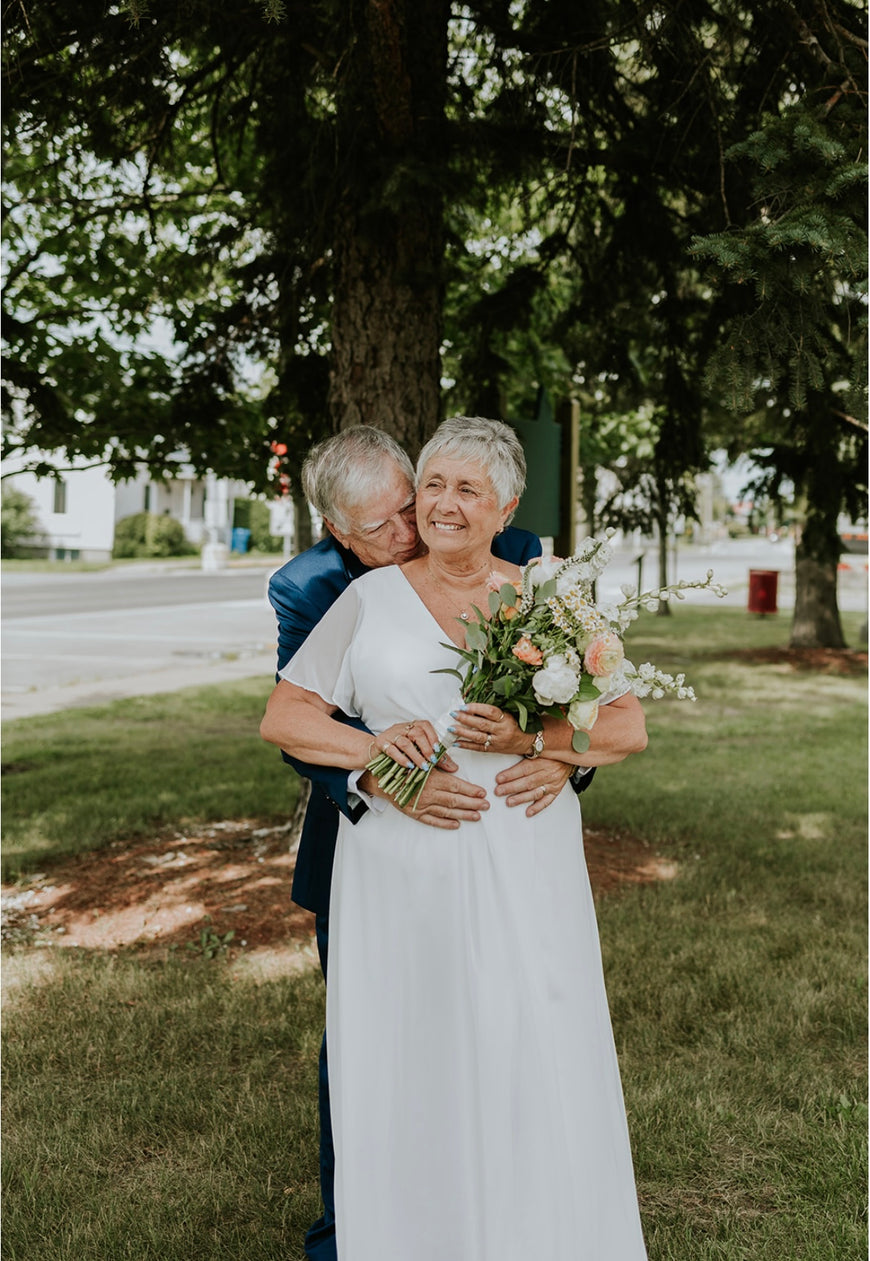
[489,570,522,619]
[584,631,624,679]
[512,636,544,666]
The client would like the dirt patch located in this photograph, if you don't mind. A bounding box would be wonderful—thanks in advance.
[1,819,672,957]
[720,646,867,675]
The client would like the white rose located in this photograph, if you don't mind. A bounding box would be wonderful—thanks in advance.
[528,557,561,587]
[567,697,599,731]
[532,654,579,705]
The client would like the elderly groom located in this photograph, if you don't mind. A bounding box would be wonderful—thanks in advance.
[267,424,646,1261]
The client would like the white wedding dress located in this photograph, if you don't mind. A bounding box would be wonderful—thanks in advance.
[282,566,647,1261]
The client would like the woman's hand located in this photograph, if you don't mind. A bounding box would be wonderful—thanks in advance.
[371,719,442,771]
[449,703,532,757]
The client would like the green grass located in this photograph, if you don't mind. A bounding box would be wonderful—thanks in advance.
[582,607,868,1258]
[2,954,325,1261]
[1,680,298,878]
[2,606,867,1259]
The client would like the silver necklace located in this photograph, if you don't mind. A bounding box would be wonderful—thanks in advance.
[426,564,489,622]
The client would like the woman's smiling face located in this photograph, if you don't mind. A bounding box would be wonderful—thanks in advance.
[416,456,517,557]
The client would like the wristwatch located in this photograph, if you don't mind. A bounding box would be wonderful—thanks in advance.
[525,731,545,759]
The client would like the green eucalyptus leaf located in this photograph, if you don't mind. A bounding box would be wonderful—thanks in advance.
[465,622,487,651]
[499,583,518,607]
[575,678,603,699]
[571,729,591,754]
[488,590,502,615]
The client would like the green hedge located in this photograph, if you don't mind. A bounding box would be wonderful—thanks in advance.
[112,512,197,558]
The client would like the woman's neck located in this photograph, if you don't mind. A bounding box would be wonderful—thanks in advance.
[423,552,494,587]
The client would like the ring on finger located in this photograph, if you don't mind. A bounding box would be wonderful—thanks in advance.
[484,734,492,749]
[536,786,545,799]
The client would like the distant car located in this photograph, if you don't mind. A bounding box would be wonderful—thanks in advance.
[840,527,868,555]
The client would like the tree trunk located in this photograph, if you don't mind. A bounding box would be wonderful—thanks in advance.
[327,0,448,458]
[790,513,846,648]
[293,490,314,551]
[789,409,847,649]
[655,514,671,617]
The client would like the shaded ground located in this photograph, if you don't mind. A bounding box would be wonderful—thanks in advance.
[1,819,673,958]
[6,646,861,961]
[722,646,867,674]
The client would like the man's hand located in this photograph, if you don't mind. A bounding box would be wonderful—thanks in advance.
[493,757,573,816]
[358,757,489,830]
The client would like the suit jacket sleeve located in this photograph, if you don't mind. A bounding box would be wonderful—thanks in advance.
[268,563,369,821]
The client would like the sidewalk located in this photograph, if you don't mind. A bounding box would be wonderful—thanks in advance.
[3,649,278,721]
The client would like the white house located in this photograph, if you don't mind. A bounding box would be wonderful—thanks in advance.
[2,453,249,562]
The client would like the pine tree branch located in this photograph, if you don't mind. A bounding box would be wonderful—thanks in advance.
[832,408,868,433]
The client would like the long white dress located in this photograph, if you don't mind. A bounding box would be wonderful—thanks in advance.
[281,565,647,1261]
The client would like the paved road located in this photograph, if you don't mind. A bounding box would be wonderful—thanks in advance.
[2,563,282,720]
[2,541,865,721]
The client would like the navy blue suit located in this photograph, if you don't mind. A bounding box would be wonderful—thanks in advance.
[267,527,541,1260]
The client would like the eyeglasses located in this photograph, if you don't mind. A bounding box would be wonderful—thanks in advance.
[351,496,417,541]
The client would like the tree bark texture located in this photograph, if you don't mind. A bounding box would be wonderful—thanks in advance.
[791,545,845,648]
[789,402,847,649]
[655,513,671,617]
[327,0,449,458]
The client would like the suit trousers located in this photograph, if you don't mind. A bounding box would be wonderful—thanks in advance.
[304,914,337,1261]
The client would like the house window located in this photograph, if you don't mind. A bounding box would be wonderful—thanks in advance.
[53,479,67,514]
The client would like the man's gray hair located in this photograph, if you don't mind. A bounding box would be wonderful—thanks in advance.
[301,427,415,532]
[416,417,526,522]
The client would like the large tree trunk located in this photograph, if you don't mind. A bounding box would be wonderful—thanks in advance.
[790,511,846,648]
[789,409,847,649]
[328,0,448,458]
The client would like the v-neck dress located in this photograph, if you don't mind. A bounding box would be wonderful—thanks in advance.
[281,564,647,1261]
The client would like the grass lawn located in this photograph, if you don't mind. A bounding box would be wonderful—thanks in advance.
[2,607,866,1259]
[1,681,298,879]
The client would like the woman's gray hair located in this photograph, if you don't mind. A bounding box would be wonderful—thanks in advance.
[301,426,415,532]
[416,417,526,522]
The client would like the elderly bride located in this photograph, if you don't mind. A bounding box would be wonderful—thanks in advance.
[261,416,648,1261]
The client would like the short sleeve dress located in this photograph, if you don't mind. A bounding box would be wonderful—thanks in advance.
[281,564,647,1261]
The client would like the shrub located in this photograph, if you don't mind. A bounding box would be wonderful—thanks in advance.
[1,488,43,557]
[113,512,195,559]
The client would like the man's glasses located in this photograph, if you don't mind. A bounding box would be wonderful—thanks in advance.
[352,496,417,541]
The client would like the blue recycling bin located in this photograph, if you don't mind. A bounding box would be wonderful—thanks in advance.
[230,527,251,554]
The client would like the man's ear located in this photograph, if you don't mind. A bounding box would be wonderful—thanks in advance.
[323,517,350,549]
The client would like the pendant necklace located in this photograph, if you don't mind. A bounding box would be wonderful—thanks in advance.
[426,563,489,624]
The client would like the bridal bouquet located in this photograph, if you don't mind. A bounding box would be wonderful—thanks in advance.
[367,533,727,809]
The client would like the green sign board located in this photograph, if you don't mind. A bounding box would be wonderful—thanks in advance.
[507,389,562,537]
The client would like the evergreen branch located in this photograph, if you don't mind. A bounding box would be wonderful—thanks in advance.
[832,408,868,433]
[828,20,868,53]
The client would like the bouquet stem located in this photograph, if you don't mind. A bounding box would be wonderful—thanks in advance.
[365,702,460,811]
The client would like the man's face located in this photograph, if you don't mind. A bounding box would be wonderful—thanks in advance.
[325,461,422,569]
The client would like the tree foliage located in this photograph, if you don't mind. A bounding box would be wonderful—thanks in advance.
[2,1,867,643]
[691,6,867,646]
